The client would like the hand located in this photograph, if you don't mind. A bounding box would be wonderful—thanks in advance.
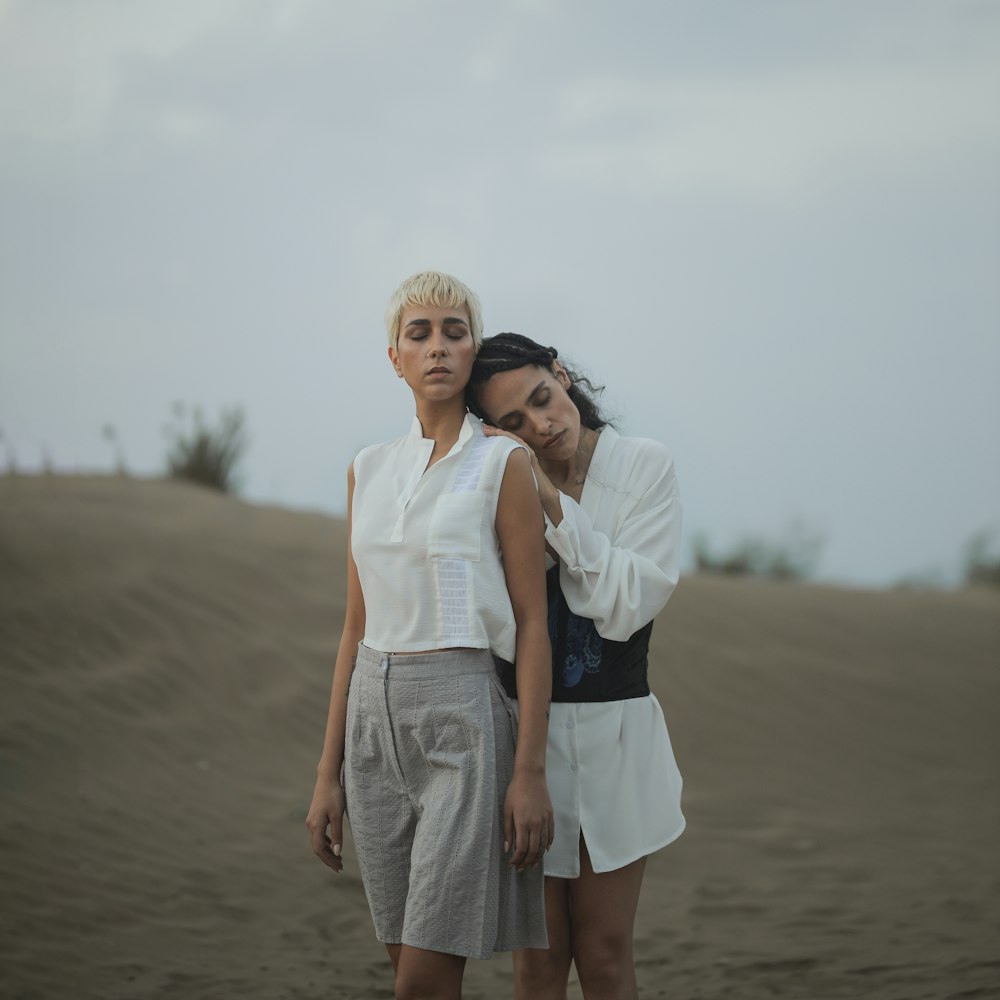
[482,423,529,448]
[503,771,554,871]
[482,425,543,479]
[482,425,559,513]
[305,776,346,873]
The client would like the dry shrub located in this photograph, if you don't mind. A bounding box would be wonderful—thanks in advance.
[164,404,247,494]
[963,530,1000,588]
[692,523,823,581]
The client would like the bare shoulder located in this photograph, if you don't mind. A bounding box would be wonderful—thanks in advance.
[498,445,534,490]
[484,431,529,458]
[496,447,544,542]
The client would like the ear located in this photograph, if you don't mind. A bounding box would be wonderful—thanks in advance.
[552,362,570,389]
[387,345,403,378]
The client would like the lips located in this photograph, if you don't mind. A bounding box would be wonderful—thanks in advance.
[543,430,565,449]
[426,367,451,376]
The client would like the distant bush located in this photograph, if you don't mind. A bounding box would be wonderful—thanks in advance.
[101,423,128,475]
[892,568,948,591]
[164,403,247,494]
[0,427,16,474]
[963,530,1000,588]
[692,523,823,581]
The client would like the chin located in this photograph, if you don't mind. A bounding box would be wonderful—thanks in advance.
[543,440,574,460]
[426,387,464,402]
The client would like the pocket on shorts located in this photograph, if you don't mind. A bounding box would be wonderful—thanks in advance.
[344,671,363,767]
[489,675,518,739]
[424,689,476,771]
[427,492,487,562]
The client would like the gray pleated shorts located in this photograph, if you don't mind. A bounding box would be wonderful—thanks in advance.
[344,644,547,960]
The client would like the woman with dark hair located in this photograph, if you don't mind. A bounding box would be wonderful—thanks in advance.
[466,333,684,1000]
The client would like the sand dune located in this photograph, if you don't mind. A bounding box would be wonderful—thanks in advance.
[1,475,998,999]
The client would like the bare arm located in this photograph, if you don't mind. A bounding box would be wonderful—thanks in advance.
[305,462,366,873]
[495,446,553,869]
[483,424,565,527]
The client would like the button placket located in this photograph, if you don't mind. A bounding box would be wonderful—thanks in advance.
[568,709,579,771]
[390,439,435,543]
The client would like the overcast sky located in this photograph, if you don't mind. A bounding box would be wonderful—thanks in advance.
[2,0,998,587]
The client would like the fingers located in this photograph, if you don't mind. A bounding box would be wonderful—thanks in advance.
[528,812,554,868]
[509,822,529,869]
[503,800,514,857]
[320,839,344,872]
[306,815,326,856]
[525,827,542,870]
[483,426,529,450]
[510,817,544,871]
[329,812,344,863]
[306,813,344,873]
[531,821,548,868]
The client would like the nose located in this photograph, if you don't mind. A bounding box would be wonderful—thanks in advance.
[426,332,448,357]
[529,412,551,436]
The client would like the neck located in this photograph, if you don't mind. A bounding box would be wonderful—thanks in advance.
[413,397,468,446]
[539,425,599,488]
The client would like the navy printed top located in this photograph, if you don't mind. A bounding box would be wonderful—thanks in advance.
[496,566,653,703]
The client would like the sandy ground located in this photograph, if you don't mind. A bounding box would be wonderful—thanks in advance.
[1,474,998,1000]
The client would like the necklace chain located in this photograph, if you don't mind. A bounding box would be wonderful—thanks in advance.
[570,431,597,487]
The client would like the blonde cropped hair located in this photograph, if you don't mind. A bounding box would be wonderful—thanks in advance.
[384,271,484,350]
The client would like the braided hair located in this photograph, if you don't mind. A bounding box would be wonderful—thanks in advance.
[466,332,611,431]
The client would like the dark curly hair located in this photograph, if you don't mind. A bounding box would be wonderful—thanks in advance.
[466,332,611,431]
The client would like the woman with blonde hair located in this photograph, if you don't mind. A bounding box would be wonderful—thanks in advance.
[306,276,554,1000]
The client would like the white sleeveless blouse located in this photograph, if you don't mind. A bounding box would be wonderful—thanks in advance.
[351,413,525,661]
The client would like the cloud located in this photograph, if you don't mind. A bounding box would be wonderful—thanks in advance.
[0,0,241,142]
[1,0,997,585]
[540,59,1000,200]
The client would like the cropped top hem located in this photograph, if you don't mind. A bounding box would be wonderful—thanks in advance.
[360,638,491,655]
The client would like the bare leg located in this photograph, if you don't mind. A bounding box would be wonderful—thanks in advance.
[385,943,402,975]
[392,944,466,1000]
[569,836,646,1000]
[513,876,573,1000]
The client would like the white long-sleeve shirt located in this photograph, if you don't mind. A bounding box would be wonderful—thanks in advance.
[545,427,681,641]
[530,426,686,876]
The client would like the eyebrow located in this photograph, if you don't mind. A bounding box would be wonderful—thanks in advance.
[403,316,470,330]
[497,379,548,425]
